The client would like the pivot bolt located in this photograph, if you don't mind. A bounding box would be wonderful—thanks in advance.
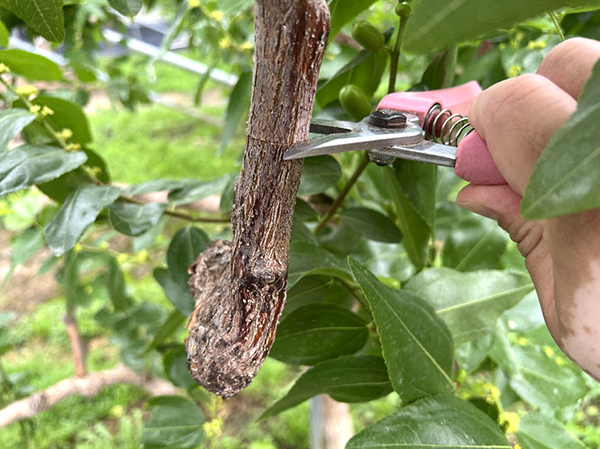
[369,109,407,129]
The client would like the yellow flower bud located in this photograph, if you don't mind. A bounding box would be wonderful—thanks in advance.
[0,63,10,74]
[41,106,54,117]
[16,85,38,97]
[188,0,200,8]
[210,10,224,21]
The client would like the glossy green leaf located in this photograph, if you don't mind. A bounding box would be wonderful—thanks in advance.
[294,198,318,222]
[153,267,195,316]
[298,155,342,196]
[108,202,167,237]
[124,179,192,196]
[346,394,510,448]
[517,413,585,449]
[395,160,437,229]
[403,0,600,54]
[0,0,64,42]
[0,50,62,81]
[316,50,388,108]
[108,0,142,16]
[147,310,186,353]
[456,334,495,373]
[142,395,205,449]
[167,175,233,205]
[133,215,167,252]
[270,303,368,365]
[383,166,430,270]
[284,275,352,319]
[260,355,392,420]
[167,226,210,289]
[162,345,197,390]
[0,21,8,47]
[443,216,508,271]
[328,0,376,40]
[422,48,458,90]
[44,185,121,256]
[339,207,402,243]
[351,241,416,285]
[0,109,36,152]
[220,70,251,153]
[0,145,87,198]
[404,268,533,345]
[219,175,236,213]
[287,241,352,288]
[30,96,92,144]
[349,258,455,402]
[503,291,545,332]
[509,345,587,409]
[82,147,110,184]
[522,57,600,219]
[290,217,318,245]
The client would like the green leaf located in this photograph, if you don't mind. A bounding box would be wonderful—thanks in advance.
[351,240,416,284]
[260,355,392,420]
[0,109,36,152]
[82,148,110,184]
[219,175,236,213]
[297,155,342,196]
[403,0,600,54]
[108,202,167,237]
[153,267,195,316]
[404,268,533,345]
[517,413,585,449]
[395,160,437,229]
[0,20,8,47]
[167,175,233,205]
[0,145,87,198]
[220,70,251,153]
[316,50,388,108]
[522,57,600,219]
[142,396,205,449]
[287,241,352,288]
[147,310,186,353]
[108,0,142,17]
[107,258,134,311]
[30,96,92,144]
[124,179,192,196]
[133,215,167,252]
[0,0,64,42]
[383,166,430,270]
[63,249,80,314]
[442,216,508,271]
[422,48,459,90]
[346,394,510,448]
[339,207,402,243]
[291,217,318,244]
[509,345,587,409]
[0,50,62,81]
[328,0,377,40]
[270,303,368,365]
[44,185,121,256]
[349,258,455,402]
[167,226,210,289]
[2,226,44,286]
[162,345,197,390]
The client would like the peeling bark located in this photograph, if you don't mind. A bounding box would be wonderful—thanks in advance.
[186,0,330,398]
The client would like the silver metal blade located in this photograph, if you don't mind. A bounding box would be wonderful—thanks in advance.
[309,119,356,135]
[372,141,457,167]
[284,123,424,160]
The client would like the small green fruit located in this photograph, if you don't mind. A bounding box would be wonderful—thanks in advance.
[339,85,372,121]
[351,21,385,52]
[395,1,412,18]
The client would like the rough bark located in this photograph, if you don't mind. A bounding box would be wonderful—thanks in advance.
[186,0,330,398]
[0,365,177,428]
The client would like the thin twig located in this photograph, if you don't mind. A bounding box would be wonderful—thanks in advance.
[313,153,370,236]
[388,14,410,94]
[548,11,565,41]
[121,195,231,223]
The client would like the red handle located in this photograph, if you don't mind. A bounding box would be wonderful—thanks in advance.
[377,82,507,185]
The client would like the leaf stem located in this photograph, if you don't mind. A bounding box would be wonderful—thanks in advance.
[313,152,370,236]
[548,11,565,41]
[121,195,231,223]
[335,276,372,317]
[388,14,410,94]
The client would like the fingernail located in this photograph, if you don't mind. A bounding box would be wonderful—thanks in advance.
[456,201,499,221]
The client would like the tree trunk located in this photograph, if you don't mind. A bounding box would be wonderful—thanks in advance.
[310,395,354,449]
[186,1,330,398]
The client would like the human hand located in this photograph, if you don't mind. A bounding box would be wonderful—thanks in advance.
[456,37,600,380]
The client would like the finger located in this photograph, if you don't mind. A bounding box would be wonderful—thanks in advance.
[537,37,600,99]
[456,183,557,329]
[469,74,577,195]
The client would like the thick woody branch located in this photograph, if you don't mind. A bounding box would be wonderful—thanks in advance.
[186,0,330,398]
[0,365,177,429]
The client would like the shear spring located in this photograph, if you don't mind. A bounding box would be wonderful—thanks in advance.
[423,103,473,147]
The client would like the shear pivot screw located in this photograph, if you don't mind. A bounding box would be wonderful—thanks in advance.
[369,109,407,128]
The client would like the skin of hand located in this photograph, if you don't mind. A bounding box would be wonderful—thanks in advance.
[456,37,600,381]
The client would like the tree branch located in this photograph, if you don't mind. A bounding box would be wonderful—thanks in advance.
[0,365,177,429]
[63,313,87,377]
[185,0,330,398]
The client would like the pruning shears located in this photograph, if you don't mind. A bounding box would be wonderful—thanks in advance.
[284,81,506,186]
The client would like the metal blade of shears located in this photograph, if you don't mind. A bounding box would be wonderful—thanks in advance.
[372,141,457,167]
